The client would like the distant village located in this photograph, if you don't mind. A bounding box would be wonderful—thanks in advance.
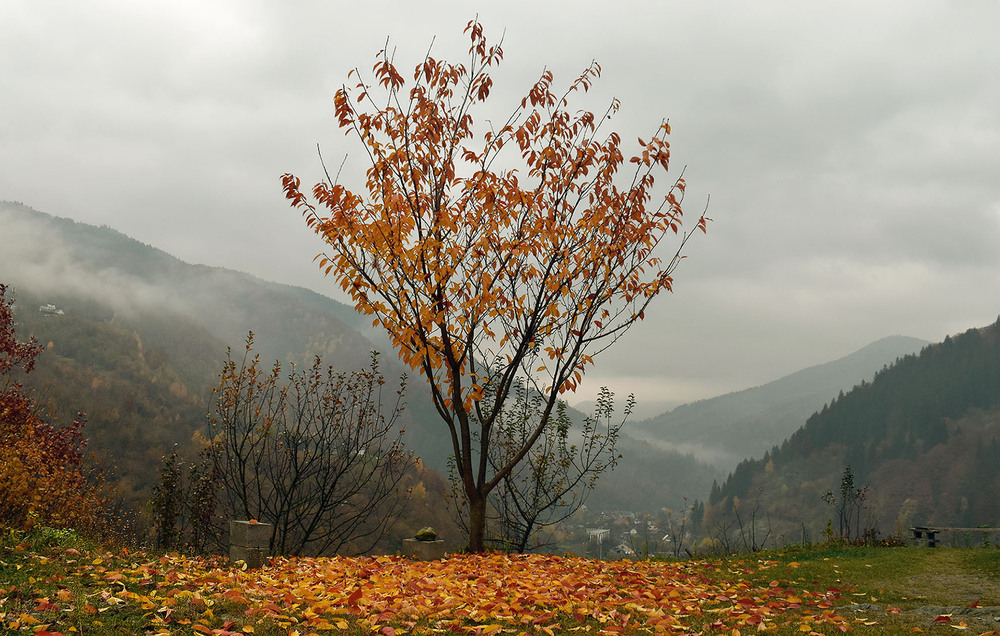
[562,506,694,560]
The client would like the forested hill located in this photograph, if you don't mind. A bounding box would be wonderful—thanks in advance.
[711,318,1000,538]
[0,202,440,499]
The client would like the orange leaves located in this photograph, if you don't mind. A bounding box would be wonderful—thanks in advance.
[373,54,405,90]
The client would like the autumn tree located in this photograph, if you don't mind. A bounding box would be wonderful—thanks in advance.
[282,20,707,551]
[205,334,412,556]
[0,283,105,532]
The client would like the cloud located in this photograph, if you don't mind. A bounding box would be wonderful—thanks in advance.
[3,0,1000,414]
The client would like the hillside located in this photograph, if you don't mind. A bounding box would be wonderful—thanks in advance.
[1,201,725,534]
[1,201,370,368]
[8,287,223,502]
[587,434,722,514]
[631,335,929,470]
[17,199,973,551]
[709,318,1000,542]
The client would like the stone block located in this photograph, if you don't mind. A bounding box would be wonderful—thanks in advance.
[230,520,271,548]
[230,520,271,569]
[402,538,447,560]
[230,545,268,569]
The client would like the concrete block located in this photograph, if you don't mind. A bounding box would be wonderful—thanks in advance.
[230,520,271,569]
[230,545,267,569]
[402,538,447,560]
[230,520,271,548]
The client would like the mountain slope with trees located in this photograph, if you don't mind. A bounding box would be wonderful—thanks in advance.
[707,318,1000,543]
[1,202,445,511]
[1,201,370,368]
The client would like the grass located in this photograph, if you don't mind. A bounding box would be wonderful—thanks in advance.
[2,527,1000,635]
[734,543,1000,633]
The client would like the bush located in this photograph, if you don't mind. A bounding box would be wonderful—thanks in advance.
[0,283,106,532]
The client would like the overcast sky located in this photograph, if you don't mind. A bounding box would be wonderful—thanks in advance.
[3,1,999,417]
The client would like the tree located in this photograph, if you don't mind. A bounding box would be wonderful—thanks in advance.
[822,465,869,541]
[205,334,412,556]
[0,283,105,532]
[471,384,627,553]
[282,20,708,551]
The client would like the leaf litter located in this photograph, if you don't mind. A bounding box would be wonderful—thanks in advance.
[2,546,855,634]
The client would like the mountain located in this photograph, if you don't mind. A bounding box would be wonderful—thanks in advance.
[709,318,1000,542]
[1,202,716,520]
[630,335,929,471]
[1,202,455,483]
[1,201,370,368]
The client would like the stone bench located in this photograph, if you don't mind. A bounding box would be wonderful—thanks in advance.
[911,526,995,548]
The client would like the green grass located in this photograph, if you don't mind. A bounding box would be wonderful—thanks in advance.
[731,543,1000,633]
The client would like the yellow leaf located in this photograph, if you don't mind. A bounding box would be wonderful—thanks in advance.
[18,614,40,626]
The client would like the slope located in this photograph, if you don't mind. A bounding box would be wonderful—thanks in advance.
[0,200,738,526]
[0,202,448,489]
[631,335,929,471]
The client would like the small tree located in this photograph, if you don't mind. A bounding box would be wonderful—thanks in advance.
[282,20,707,551]
[822,465,869,541]
[470,384,627,553]
[733,487,772,553]
[150,445,218,553]
[660,498,695,558]
[151,447,183,549]
[206,334,412,556]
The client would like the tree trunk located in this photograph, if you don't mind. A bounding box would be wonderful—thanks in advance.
[467,491,488,552]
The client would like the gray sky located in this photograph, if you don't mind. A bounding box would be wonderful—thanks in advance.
[3,1,999,417]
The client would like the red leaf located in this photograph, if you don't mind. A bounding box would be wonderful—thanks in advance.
[348,587,364,606]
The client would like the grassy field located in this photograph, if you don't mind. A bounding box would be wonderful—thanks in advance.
[2,526,999,635]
